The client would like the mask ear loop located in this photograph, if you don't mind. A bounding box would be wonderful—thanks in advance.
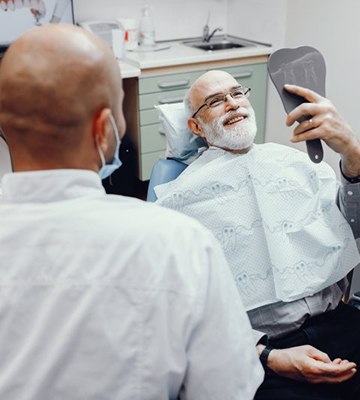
[0,126,14,172]
[0,126,7,144]
[98,140,115,185]
[96,113,121,185]
[96,140,106,169]
[108,114,121,186]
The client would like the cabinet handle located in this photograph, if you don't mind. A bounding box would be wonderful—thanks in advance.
[158,79,190,89]
[233,72,253,79]
[158,96,184,104]
[159,130,166,136]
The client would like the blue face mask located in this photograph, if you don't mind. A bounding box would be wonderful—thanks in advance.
[97,113,122,180]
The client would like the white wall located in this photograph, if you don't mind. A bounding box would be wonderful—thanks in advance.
[227,0,287,49]
[282,0,360,173]
[73,0,228,41]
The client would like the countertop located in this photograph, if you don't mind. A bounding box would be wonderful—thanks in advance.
[118,61,141,79]
[120,37,272,77]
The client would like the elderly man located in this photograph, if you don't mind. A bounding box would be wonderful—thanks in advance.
[0,28,263,399]
[155,70,360,400]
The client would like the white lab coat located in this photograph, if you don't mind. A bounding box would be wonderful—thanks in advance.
[0,169,263,400]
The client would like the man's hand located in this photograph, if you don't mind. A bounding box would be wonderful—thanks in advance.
[267,345,357,384]
[284,84,360,177]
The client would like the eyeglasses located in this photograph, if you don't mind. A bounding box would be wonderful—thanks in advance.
[192,86,251,118]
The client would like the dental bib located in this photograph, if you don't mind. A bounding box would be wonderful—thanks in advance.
[155,144,360,310]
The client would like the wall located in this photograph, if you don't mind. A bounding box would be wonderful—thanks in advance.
[282,0,360,173]
[227,0,287,49]
[73,0,228,41]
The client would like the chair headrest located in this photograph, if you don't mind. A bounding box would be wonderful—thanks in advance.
[156,103,207,164]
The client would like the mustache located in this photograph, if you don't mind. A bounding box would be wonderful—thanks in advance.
[216,107,251,124]
[218,108,251,124]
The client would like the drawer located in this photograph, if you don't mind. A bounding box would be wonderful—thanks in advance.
[139,88,187,110]
[139,71,202,94]
[141,150,166,181]
[219,64,256,86]
[140,124,166,154]
[140,108,159,126]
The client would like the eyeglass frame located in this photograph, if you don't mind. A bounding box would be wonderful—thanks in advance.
[191,86,251,119]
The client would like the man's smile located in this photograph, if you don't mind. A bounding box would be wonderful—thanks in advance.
[224,114,248,126]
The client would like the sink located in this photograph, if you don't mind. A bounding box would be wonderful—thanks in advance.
[182,36,257,51]
[190,42,245,51]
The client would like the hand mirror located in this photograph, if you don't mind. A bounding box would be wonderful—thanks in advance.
[268,46,326,163]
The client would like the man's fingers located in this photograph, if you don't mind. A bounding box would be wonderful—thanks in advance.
[317,361,357,376]
[284,84,323,104]
[286,103,326,127]
[290,127,324,143]
[292,117,318,136]
[304,358,357,384]
[312,369,357,384]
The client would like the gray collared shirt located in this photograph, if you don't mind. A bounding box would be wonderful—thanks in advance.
[249,174,360,341]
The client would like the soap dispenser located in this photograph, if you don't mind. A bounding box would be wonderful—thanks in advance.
[138,4,156,47]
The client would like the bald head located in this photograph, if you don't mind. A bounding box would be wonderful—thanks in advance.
[185,70,239,117]
[0,24,125,171]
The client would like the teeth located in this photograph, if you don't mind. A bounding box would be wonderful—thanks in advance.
[0,1,7,11]
[23,0,30,7]
[227,116,244,125]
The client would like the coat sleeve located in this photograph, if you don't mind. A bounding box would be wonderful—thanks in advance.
[180,232,264,400]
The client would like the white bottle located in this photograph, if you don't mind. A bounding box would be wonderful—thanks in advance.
[138,4,155,47]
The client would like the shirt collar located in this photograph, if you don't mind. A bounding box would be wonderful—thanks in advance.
[1,169,105,203]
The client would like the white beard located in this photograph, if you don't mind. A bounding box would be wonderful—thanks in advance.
[199,107,257,150]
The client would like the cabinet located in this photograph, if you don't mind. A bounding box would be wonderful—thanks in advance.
[131,58,268,180]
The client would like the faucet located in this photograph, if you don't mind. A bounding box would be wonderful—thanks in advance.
[204,26,223,42]
[202,11,223,42]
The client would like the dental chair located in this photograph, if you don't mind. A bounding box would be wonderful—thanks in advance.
[147,102,206,202]
[147,158,187,202]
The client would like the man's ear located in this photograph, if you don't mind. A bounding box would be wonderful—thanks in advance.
[188,118,206,138]
[93,108,112,152]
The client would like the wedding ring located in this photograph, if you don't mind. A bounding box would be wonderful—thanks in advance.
[308,118,313,129]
